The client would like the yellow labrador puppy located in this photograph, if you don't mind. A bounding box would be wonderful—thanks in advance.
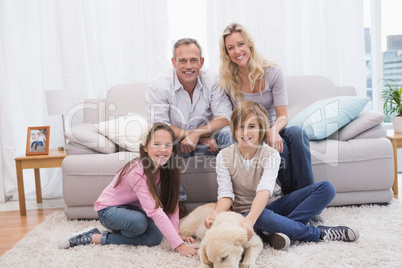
[180,203,263,268]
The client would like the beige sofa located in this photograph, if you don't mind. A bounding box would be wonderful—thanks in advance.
[62,76,394,220]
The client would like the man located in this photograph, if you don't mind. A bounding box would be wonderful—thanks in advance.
[146,38,232,157]
[146,38,233,208]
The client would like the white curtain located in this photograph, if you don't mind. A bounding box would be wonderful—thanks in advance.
[0,0,171,202]
[0,0,366,203]
[205,0,366,96]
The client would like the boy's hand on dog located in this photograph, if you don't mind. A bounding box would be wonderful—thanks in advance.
[175,243,199,257]
[204,215,215,229]
[241,218,255,241]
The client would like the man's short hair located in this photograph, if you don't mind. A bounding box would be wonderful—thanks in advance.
[173,38,203,59]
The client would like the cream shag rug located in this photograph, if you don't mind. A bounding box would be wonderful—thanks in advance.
[1,200,402,268]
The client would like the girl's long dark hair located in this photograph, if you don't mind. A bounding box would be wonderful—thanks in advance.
[114,123,180,215]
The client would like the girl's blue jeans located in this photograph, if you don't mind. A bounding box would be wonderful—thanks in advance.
[243,181,336,242]
[97,205,163,246]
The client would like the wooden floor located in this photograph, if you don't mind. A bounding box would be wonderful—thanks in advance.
[0,191,399,257]
[0,208,62,256]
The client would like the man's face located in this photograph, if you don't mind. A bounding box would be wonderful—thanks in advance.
[171,43,204,87]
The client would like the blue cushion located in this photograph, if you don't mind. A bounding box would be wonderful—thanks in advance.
[287,96,369,140]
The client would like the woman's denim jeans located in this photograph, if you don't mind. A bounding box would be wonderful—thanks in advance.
[279,126,315,195]
[97,205,163,246]
[244,181,336,242]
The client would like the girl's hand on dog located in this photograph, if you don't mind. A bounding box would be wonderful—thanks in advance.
[241,218,255,241]
[175,243,199,257]
[180,235,196,244]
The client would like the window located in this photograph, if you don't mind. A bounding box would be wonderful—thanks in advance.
[364,0,402,119]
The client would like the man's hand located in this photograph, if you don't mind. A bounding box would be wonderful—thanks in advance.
[199,137,218,152]
[181,132,201,153]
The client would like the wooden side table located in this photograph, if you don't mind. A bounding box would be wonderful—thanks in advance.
[386,130,401,195]
[15,149,67,216]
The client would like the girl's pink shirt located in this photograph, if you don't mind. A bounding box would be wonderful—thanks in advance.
[94,160,182,250]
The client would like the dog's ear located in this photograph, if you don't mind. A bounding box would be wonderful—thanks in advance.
[199,239,212,267]
[234,226,248,246]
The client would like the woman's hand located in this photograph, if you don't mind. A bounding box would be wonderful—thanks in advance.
[180,235,196,244]
[268,127,283,153]
[175,243,199,257]
[241,218,255,241]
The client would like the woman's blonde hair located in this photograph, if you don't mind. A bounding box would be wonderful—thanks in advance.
[230,100,270,144]
[219,23,276,101]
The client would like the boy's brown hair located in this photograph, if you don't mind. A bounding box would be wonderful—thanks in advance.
[230,100,270,144]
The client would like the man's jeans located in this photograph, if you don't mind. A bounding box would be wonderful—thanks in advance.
[244,181,336,242]
[179,126,232,201]
[98,205,163,246]
[278,126,315,195]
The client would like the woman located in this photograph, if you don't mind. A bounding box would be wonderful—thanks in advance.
[219,22,314,197]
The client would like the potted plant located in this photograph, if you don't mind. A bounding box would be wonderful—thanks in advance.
[381,79,402,132]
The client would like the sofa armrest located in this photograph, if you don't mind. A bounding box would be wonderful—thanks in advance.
[65,142,100,155]
[328,110,386,141]
[352,124,386,139]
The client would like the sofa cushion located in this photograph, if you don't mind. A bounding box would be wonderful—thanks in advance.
[65,123,118,154]
[95,113,148,152]
[287,96,369,140]
[328,110,385,141]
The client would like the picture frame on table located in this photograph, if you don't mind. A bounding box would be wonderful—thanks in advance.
[26,126,50,156]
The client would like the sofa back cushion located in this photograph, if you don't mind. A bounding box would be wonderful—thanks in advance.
[286,75,356,120]
[84,77,357,125]
[106,83,149,120]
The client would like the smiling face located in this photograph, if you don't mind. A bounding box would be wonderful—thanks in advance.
[143,129,173,168]
[234,113,261,150]
[172,43,204,90]
[224,32,251,69]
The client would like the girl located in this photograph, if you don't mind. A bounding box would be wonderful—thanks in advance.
[205,101,359,250]
[219,23,314,197]
[59,123,198,257]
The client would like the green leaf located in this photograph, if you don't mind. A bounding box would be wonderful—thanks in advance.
[381,79,402,117]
